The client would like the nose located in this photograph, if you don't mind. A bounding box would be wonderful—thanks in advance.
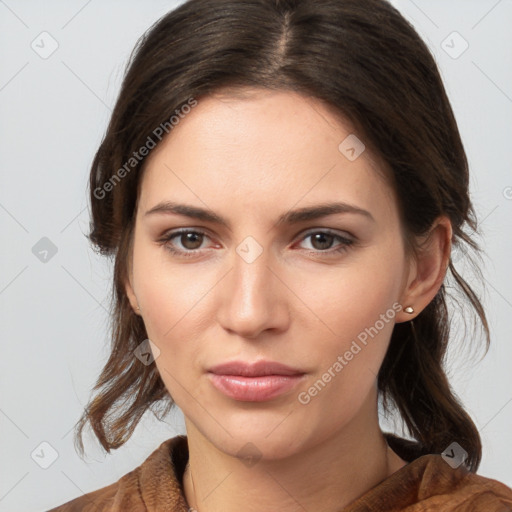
[216,247,290,339]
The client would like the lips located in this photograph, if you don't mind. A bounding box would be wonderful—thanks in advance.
[207,360,306,401]
[208,360,304,377]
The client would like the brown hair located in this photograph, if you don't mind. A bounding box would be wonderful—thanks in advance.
[76,0,490,471]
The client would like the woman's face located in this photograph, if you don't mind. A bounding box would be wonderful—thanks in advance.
[126,89,413,459]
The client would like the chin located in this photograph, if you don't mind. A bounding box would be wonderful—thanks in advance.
[225,436,305,463]
[206,418,312,462]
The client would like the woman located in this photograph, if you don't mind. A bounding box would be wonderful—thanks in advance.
[49,0,512,510]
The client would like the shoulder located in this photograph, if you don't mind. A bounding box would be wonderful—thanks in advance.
[46,435,189,512]
[46,469,141,512]
[394,454,512,511]
[353,435,512,511]
[424,460,512,511]
[378,433,512,512]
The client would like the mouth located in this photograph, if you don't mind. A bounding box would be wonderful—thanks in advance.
[207,359,306,402]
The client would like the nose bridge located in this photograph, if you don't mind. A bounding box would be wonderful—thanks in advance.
[233,247,272,305]
[217,237,288,337]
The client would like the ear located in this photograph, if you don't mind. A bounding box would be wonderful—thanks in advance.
[125,261,141,316]
[396,215,452,323]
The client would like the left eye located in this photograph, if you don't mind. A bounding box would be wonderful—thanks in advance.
[298,231,353,252]
[168,231,208,251]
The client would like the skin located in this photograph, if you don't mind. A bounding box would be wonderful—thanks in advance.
[125,88,452,512]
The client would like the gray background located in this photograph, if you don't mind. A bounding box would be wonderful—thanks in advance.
[0,1,511,510]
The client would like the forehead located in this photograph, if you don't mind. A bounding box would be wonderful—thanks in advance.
[138,89,397,222]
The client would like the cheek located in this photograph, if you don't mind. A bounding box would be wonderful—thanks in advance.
[292,282,399,433]
[132,250,211,404]
[292,244,404,398]
[296,247,403,348]
[131,240,219,382]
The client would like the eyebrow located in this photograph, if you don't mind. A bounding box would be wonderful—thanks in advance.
[144,200,375,228]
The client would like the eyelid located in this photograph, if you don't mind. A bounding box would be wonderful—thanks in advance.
[158,226,354,245]
[158,227,215,249]
[294,227,354,242]
[292,228,355,255]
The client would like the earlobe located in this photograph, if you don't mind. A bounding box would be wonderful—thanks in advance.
[395,303,415,324]
[124,274,141,315]
[124,235,142,315]
[397,216,452,323]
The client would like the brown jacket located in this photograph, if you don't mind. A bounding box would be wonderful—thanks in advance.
[48,434,512,511]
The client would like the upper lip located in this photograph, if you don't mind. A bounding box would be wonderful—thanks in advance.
[208,360,305,377]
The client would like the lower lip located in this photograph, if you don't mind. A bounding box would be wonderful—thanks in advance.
[208,373,305,402]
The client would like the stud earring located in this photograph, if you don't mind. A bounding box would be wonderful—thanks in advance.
[404,306,414,314]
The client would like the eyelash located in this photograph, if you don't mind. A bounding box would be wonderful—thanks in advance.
[157,228,355,259]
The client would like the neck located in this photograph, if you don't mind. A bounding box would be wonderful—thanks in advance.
[182,393,406,512]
